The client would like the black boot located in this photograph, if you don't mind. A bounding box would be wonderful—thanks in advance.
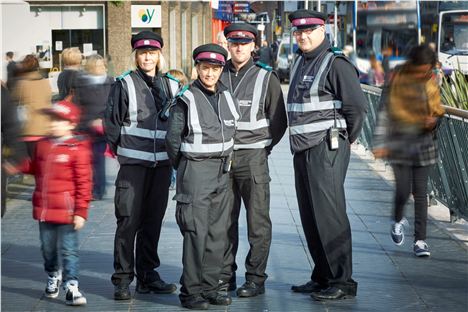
[181,295,210,310]
[236,281,265,297]
[114,284,131,300]
[310,286,355,301]
[136,279,177,294]
[203,292,232,305]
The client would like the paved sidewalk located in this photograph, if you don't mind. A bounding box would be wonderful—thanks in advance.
[2,135,468,311]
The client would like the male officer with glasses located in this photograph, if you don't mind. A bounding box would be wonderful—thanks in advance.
[218,23,287,298]
[287,10,367,301]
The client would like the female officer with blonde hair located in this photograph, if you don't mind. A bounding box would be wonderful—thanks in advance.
[104,31,180,300]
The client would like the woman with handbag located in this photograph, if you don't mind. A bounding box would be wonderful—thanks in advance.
[373,45,445,257]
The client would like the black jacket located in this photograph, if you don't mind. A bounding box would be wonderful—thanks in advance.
[295,41,368,143]
[74,74,114,137]
[223,58,287,152]
[165,80,228,168]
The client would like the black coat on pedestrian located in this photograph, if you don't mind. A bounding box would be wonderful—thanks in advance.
[74,74,114,139]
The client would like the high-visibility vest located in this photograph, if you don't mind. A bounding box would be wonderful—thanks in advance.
[179,85,240,160]
[117,71,179,166]
[220,63,273,150]
[287,51,347,153]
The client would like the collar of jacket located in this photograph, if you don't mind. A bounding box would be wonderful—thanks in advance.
[226,58,254,74]
[136,67,160,88]
[298,39,330,60]
[193,78,227,96]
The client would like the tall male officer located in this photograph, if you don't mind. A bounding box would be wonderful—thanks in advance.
[166,43,240,310]
[218,23,287,297]
[105,31,178,300]
[287,10,367,300]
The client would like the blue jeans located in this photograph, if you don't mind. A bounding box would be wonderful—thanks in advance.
[39,222,79,282]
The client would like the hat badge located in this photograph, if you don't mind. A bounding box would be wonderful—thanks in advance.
[237,31,245,37]
[300,18,306,24]
[144,40,150,45]
[210,53,216,59]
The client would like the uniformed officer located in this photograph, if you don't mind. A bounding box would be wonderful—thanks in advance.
[104,31,179,300]
[165,43,240,310]
[287,10,367,300]
[218,23,287,297]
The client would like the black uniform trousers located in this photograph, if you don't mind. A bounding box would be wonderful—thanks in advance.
[293,137,357,294]
[221,148,272,285]
[111,164,171,287]
[175,157,231,302]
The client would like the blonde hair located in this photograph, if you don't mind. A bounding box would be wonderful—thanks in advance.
[130,49,167,74]
[62,47,82,66]
[167,69,188,85]
[85,54,107,76]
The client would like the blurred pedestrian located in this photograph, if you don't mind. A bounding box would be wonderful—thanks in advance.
[57,47,82,101]
[5,51,18,90]
[219,23,287,298]
[1,84,27,217]
[373,45,445,257]
[257,40,274,67]
[368,54,385,87]
[10,54,52,157]
[4,100,92,306]
[104,30,178,300]
[74,54,114,200]
[166,43,239,310]
[287,10,367,300]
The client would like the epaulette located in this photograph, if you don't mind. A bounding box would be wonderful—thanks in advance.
[330,47,344,55]
[116,70,132,80]
[164,72,180,83]
[255,61,273,71]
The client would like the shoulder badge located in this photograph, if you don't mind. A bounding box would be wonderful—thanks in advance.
[255,61,273,71]
[330,47,344,55]
[116,70,132,80]
[164,72,180,83]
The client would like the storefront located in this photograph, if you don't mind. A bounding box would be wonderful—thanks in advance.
[211,1,233,43]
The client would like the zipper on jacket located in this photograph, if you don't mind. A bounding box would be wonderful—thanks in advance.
[40,145,54,221]
[64,191,73,218]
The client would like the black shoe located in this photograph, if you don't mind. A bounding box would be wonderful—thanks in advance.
[310,286,355,301]
[203,292,232,305]
[181,295,210,310]
[136,279,177,294]
[236,281,265,297]
[291,281,327,293]
[217,279,237,292]
[114,285,131,300]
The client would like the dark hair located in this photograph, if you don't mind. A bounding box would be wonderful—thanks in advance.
[407,45,437,67]
[21,54,40,73]
[6,51,14,58]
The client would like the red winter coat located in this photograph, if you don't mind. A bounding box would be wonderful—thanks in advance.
[19,135,92,223]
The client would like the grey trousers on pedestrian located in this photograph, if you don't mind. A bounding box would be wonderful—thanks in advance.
[175,157,230,301]
[293,137,357,294]
[221,148,272,285]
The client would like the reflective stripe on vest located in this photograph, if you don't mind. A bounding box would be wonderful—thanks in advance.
[234,139,272,149]
[117,147,168,162]
[289,119,347,135]
[288,53,343,113]
[180,88,239,157]
[118,73,168,162]
[235,68,269,131]
[288,52,346,137]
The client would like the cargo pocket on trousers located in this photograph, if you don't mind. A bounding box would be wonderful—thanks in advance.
[253,174,271,184]
[173,193,196,233]
[114,180,133,217]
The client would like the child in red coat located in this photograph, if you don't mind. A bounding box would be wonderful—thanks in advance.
[5,100,92,306]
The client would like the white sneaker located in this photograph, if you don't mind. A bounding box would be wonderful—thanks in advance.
[44,271,62,298]
[391,218,408,246]
[65,281,87,306]
[413,240,431,257]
